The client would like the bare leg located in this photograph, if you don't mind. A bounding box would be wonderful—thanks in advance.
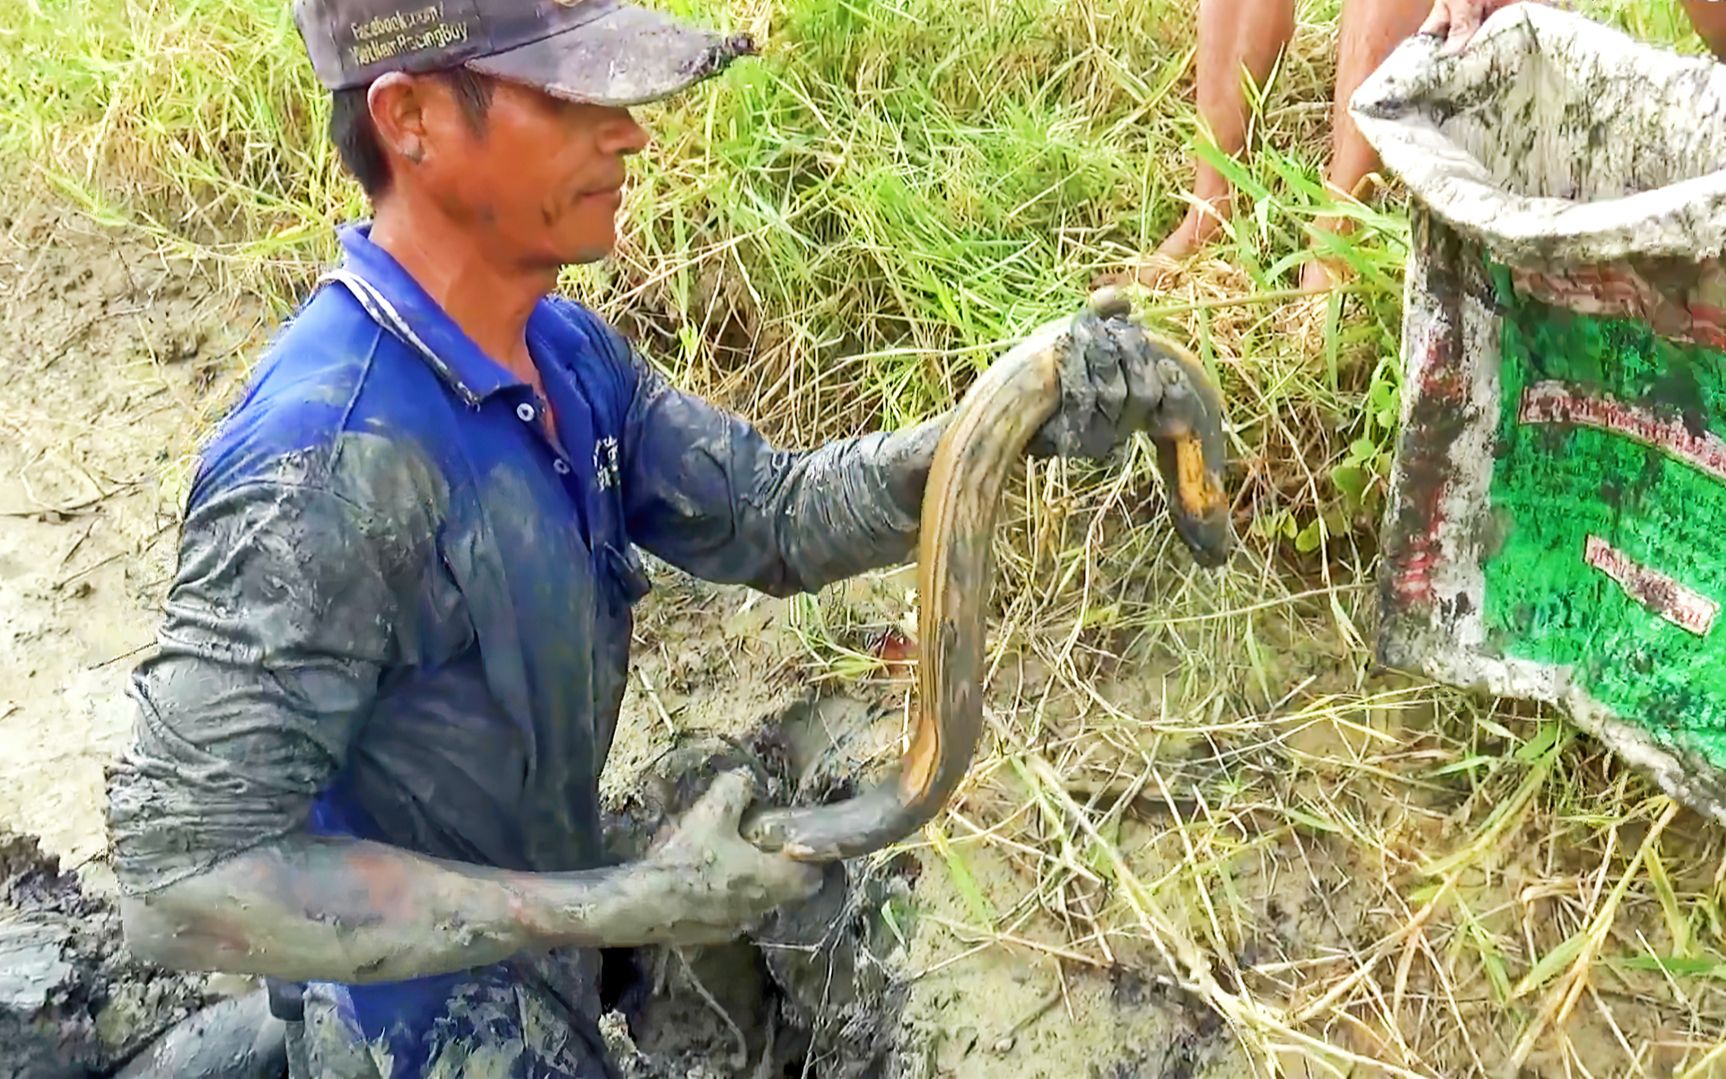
[1682,0,1726,61]
[1152,0,1297,265]
[1301,0,1430,291]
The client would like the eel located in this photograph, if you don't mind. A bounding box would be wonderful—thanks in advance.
[743,288,1231,861]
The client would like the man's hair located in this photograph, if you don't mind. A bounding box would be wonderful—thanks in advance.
[329,67,496,197]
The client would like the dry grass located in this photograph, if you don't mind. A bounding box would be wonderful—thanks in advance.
[5,0,1726,1074]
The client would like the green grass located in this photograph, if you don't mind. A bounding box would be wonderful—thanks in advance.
[0,0,1398,449]
[6,0,1726,1074]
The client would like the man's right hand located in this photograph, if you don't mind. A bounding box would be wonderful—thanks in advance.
[632,769,824,945]
[1420,0,1534,55]
[123,767,825,984]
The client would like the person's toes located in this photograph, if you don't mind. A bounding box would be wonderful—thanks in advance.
[1131,256,1182,290]
[1154,225,1199,263]
[1089,266,1134,290]
[1154,206,1221,262]
[1092,204,1228,292]
[1299,257,1341,293]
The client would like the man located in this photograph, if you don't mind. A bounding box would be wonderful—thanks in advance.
[1144,0,1726,290]
[104,1,1208,1075]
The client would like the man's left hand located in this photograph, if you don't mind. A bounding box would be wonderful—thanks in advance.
[1420,0,1535,56]
[1027,288,1187,461]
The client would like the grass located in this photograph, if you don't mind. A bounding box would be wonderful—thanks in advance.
[6,0,1726,1074]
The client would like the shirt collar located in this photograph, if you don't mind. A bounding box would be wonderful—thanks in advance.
[334,222,537,406]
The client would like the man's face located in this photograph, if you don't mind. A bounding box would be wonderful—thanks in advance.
[401,75,650,270]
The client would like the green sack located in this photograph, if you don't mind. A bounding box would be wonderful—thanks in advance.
[1352,4,1726,817]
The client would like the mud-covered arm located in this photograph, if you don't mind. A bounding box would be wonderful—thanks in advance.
[107,479,814,982]
[619,354,948,596]
[119,777,813,984]
[614,299,1205,593]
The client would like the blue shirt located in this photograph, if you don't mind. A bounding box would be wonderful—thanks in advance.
[106,224,932,1076]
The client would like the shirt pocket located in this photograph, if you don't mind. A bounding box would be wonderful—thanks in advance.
[596,542,650,611]
[591,542,650,766]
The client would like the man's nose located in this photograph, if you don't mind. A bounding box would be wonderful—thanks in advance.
[602,110,651,157]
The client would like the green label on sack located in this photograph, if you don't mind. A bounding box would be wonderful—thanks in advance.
[1481,264,1726,765]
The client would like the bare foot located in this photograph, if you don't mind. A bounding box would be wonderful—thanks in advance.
[1299,214,1356,292]
[1299,257,1342,293]
[1092,200,1230,291]
[1088,254,1179,292]
[1155,201,1228,262]
[1091,252,1183,292]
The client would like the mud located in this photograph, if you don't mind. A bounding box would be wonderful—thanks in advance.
[598,574,1272,1079]
[0,198,261,883]
[599,695,1250,1079]
[0,830,217,1078]
[601,698,915,1078]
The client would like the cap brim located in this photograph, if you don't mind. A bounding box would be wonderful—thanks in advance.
[465,4,753,108]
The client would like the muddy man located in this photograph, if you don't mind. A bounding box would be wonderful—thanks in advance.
[103,1,1228,1075]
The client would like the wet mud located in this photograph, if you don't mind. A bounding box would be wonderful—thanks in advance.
[0,831,218,1078]
[601,699,916,1078]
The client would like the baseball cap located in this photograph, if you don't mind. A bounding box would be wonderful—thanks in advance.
[292,0,756,107]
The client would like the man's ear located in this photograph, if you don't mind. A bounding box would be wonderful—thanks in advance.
[367,72,430,165]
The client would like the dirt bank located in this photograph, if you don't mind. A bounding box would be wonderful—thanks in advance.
[0,201,261,890]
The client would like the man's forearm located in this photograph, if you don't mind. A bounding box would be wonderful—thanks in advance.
[120,834,693,984]
[623,350,957,595]
[761,415,950,593]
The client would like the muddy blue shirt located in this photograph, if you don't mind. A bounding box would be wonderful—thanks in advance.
[106,224,938,1077]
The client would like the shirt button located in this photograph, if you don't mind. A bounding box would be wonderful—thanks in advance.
[516,403,536,423]
[553,459,571,475]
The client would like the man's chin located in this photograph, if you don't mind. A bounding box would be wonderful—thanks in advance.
[566,245,615,266]
[542,238,617,272]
